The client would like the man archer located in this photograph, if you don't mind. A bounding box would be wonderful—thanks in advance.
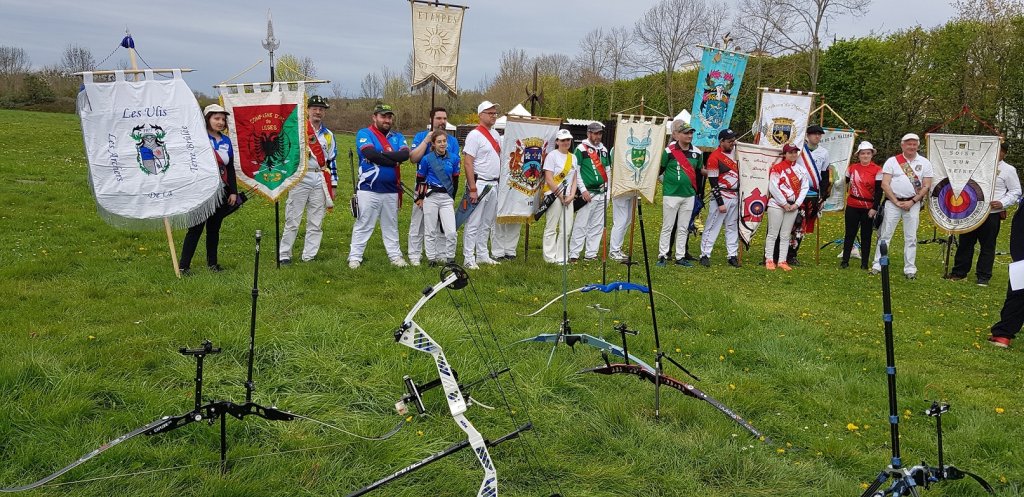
[871,133,934,279]
[568,121,606,262]
[699,128,741,268]
[773,124,830,265]
[461,101,504,269]
[657,120,702,267]
[279,95,336,264]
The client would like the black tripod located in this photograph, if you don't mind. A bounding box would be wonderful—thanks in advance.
[860,241,993,497]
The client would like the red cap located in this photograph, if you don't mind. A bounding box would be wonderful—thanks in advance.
[782,143,800,154]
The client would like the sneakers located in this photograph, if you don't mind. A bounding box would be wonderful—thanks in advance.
[778,262,793,271]
[446,257,457,264]
[464,261,481,270]
[765,260,776,271]
[208,264,224,273]
[348,260,360,269]
[699,256,710,267]
[391,258,409,267]
[988,336,1011,348]
[409,259,421,267]
[840,261,849,269]
[570,257,579,264]
[279,258,292,266]
[868,268,881,275]
[977,278,990,287]
[180,267,193,277]
[584,256,599,262]
[905,273,917,280]
[656,257,667,267]
[675,258,693,267]
[727,256,741,268]
[479,257,501,265]
[944,274,965,281]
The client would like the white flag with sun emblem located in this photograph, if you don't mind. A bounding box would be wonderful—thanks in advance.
[78,70,221,230]
[410,1,466,95]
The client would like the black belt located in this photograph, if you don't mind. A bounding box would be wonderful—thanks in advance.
[477,177,498,182]
[896,196,915,201]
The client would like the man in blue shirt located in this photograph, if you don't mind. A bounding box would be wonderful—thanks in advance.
[347,103,411,269]
[408,107,460,265]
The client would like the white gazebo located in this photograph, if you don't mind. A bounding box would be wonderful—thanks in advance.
[666,109,692,134]
[494,103,531,130]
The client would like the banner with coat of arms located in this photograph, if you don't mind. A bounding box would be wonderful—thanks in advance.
[820,128,857,212]
[611,115,667,203]
[410,1,467,95]
[926,133,1001,233]
[496,115,560,223]
[79,70,221,230]
[753,89,815,148]
[219,83,308,201]
[735,142,778,246]
[689,47,749,149]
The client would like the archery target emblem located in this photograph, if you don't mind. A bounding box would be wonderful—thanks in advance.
[932,178,984,220]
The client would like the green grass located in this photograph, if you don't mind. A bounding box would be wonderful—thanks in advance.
[0,108,1021,496]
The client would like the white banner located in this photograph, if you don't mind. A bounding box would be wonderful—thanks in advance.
[736,142,779,246]
[926,133,1001,233]
[79,70,221,230]
[496,116,560,223]
[754,90,814,148]
[821,129,857,212]
[410,1,466,95]
[611,115,667,203]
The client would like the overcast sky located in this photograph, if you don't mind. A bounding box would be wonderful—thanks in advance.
[2,0,955,97]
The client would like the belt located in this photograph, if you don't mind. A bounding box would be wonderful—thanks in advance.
[896,196,914,201]
[477,177,498,182]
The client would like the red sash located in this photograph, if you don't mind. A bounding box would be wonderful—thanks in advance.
[583,144,608,184]
[668,143,698,190]
[781,161,802,202]
[475,124,501,155]
[799,145,820,192]
[369,124,402,205]
[710,149,737,173]
[307,121,332,199]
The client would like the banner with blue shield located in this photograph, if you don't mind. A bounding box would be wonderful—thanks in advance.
[689,47,749,149]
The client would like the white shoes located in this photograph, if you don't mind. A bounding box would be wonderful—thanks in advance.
[391,258,409,267]
[409,259,421,267]
[478,257,501,265]
[464,261,480,270]
[348,260,360,269]
[609,251,626,262]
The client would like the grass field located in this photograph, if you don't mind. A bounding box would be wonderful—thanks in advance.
[0,108,1020,496]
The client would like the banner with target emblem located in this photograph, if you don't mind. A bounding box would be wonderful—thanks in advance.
[926,133,1000,234]
[735,142,778,246]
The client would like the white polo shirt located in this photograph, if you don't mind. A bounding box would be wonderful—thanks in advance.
[882,154,934,199]
[464,127,502,182]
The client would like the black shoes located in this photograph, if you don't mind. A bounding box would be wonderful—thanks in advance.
[727,256,741,268]
[840,261,849,269]
[208,264,224,272]
[977,278,990,287]
[656,257,667,267]
[699,256,710,267]
[279,258,292,266]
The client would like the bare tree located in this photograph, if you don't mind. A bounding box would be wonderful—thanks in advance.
[360,72,383,99]
[952,0,1024,21]
[0,45,31,75]
[489,49,531,108]
[329,82,344,100]
[631,0,716,113]
[575,27,608,83]
[732,0,789,55]
[604,26,634,114]
[59,44,95,74]
[535,53,574,84]
[276,54,317,81]
[740,0,871,91]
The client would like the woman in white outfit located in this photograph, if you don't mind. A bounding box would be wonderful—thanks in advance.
[542,129,585,264]
[764,144,809,271]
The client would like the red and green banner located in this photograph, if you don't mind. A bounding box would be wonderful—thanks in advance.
[221,87,307,201]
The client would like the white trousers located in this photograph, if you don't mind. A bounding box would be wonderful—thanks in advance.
[764,205,798,262]
[280,170,327,262]
[348,190,403,263]
[422,193,457,261]
[570,192,606,259]
[543,199,575,263]
[609,193,636,256]
[873,201,921,275]
[409,203,445,263]
[462,181,498,263]
[492,223,521,257]
[658,195,695,260]
[700,197,739,258]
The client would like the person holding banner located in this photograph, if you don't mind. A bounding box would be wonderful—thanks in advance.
[779,124,830,265]
[950,142,1021,286]
[542,129,583,264]
[699,128,741,268]
[179,104,239,275]
[871,133,934,279]
[348,103,411,269]
[989,199,1023,347]
[764,144,809,271]
[461,101,504,269]
[280,95,336,265]
[657,120,702,267]
[841,141,883,269]
[569,122,609,262]
[415,130,461,266]
[408,107,460,266]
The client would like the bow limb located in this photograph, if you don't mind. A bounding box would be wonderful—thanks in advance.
[0,417,173,493]
[580,363,768,442]
[518,288,586,317]
[517,333,656,372]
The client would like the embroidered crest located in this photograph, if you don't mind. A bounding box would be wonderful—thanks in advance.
[625,127,653,182]
[699,70,735,130]
[131,124,169,175]
[767,118,795,147]
[508,137,545,194]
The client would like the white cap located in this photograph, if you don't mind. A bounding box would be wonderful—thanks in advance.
[555,129,573,140]
[477,100,498,114]
[901,133,920,142]
[857,141,875,152]
[203,103,229,117]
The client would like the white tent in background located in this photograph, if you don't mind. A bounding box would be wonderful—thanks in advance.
[494,103,531,130]
[666,109,691,134]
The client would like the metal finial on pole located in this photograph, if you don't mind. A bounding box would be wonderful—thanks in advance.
[262,9,283,268]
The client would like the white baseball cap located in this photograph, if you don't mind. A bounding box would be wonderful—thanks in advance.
[857,141,875,152]
[901,133,920,142]
[477,100,499,114]
[203,103,230,117]
[555,129,573,140]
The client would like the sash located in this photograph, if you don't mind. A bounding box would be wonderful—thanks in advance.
[584,144,608,184]
[427,153,455,196]
[544,153,574,193]
[307,121,333,202]
[369,124,402,206]
[801,144,821,192]
[475,124,501,155]
[668,143,698,190]
[210,135,230,186]
[895,154,921,189]
[781,162,801,203]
